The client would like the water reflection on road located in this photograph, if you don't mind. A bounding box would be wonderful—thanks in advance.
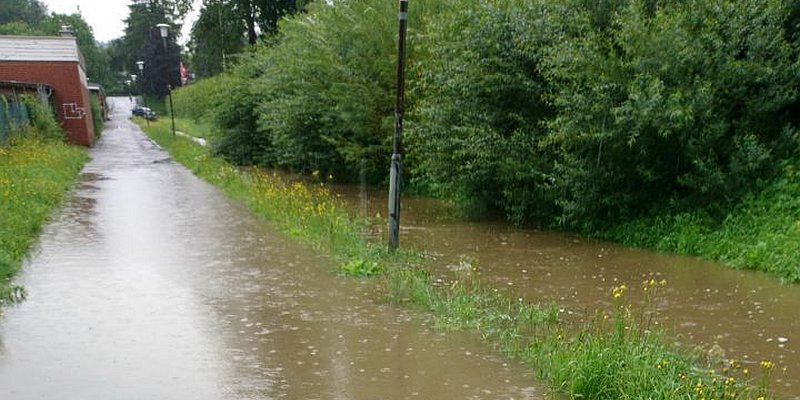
[0,98,545,399]
[336,185,800,399]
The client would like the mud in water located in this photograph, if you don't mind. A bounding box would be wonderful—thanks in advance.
[0,98,546,400]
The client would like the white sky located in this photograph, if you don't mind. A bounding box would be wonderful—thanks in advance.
[40,0,199,44]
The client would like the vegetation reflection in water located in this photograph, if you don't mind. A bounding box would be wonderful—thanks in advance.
[142,118,784,400]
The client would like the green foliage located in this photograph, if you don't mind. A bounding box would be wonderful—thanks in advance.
[171,74,229,125]
[121,1,183,98]
[89,95,104,138]
[340,258,381,277]
[0,21,42,35]
[207,58,270,165]
[173,0,800,280]
[251,0,401,179]
[22,96,64,140]
[0,0,47,26]
[410,0,564,223]
[544,0,800,229]
[188,0,246,77]
[1,95,64,142]
[607,157,800,282]
[170,65,267,164]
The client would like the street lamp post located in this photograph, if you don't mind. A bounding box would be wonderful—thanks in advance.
[156,23,169,50]
[136,61,147,107]
[157,23,176,136]
[136,60,145,102]
[136,61,148,125]
[167,84,176,136]
[125,79,132,101]
[388,0,409,250]
[130,74,137,102]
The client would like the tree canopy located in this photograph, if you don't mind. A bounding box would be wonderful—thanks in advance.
[187,0,311,78]
[117,0,185,97]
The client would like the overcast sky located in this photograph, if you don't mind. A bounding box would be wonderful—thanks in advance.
[40,0,198,44]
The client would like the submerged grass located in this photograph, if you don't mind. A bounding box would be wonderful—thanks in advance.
[604,159,800,283]
[141,118,782,399]
[0,137,87,303]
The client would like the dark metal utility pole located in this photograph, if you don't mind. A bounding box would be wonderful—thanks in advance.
[168,84,176,136]
[388,0,408,250]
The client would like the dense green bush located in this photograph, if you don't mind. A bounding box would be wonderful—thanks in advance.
[544,0,800,229]
[410,0,568,223]
[173,0,800,232]
[1,96,64,142]
[252,0,426,180]
[170,73,228,124]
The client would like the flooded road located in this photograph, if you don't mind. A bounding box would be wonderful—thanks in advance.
[0,98,546,399]
[338,187,800,399]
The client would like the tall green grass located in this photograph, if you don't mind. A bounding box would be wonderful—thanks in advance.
[605,158,800,283]
[141,118,782,400]
[0,137,87,302]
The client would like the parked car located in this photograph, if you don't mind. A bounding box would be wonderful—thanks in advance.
[132,106,157,121]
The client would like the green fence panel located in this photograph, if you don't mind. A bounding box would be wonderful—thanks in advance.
[0,101,8,145]
[0,100,31,145]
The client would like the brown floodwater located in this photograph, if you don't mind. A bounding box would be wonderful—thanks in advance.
[334,185,800,399]
[0,98,547,399]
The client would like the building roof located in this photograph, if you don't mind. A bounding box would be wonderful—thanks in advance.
[0,35,84,65]
[0,80,53,90]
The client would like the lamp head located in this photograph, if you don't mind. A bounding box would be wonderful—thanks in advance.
[156,23,170,39]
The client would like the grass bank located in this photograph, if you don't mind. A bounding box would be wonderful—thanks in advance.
[603,158,800,283]
[140,118,782,400]
[0,137,88,303]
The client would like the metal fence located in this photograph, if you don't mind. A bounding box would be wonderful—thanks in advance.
[0,100,30,145]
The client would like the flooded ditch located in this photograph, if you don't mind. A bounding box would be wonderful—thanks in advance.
[334,185,800,399]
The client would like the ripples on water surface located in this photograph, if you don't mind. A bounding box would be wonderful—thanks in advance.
[336,185,800,399]
[0,98,546,400]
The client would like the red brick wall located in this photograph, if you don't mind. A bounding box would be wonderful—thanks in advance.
[0,61,95,146]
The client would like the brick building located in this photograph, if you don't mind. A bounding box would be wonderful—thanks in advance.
[0,34,96,146]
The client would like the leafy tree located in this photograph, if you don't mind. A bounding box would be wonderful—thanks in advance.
[122,1,184,97]
[0,0,47,26]
[251,0,405,178]
[543,0,800,229]
[0,21,42,35]
[188,0,311,78]
[411,0,567,223]
[188,0,246,77]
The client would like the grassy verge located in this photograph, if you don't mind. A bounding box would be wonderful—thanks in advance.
[604,158,800,283]
[140,118,782,399]
[0,137,88,303]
